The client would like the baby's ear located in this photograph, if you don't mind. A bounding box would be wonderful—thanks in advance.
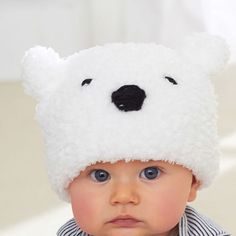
[188,177,201,202]
[22,46,64,101]
[178,33,230,75]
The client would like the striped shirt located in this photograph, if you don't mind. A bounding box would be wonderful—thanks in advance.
[57,205,230,236]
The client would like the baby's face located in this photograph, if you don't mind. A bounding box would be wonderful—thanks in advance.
[69,160,200,236]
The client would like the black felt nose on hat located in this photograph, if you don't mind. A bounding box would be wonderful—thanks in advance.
[111,85,146,112]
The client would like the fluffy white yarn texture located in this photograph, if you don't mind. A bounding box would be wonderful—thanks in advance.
[22,33,229,201]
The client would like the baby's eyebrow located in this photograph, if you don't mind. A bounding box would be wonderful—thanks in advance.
[86,163,110,170]
[143,162,167,169]
[140,161,169,170]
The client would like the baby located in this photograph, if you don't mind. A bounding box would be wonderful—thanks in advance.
[22,33,230,236]
[67,160,200,236]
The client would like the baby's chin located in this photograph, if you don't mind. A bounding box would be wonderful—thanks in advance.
[80,222,178,236]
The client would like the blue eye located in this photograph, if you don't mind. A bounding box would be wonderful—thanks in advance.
[140,167,161,180]
[90,169,110,182]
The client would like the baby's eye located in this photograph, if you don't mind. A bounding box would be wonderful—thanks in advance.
[90,169,110,182]
[139,167,161,180]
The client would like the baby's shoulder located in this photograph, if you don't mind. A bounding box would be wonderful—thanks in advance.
[183,206,230,236]
[56,218,89,236]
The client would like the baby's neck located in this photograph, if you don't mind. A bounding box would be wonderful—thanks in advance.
[167,224,179,236]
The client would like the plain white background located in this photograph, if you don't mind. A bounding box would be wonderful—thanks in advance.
[0,0,236,235]
[1,0,236,81]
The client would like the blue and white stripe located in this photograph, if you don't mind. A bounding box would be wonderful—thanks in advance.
[182,206,230,236]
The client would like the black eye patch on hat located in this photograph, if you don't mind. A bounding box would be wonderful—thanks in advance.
[81,78,93,86]
[164,76,178,85]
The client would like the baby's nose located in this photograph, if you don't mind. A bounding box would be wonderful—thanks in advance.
[111,85,146,112]
[110,183,140,205]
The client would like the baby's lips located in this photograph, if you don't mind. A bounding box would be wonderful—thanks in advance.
[107,215,142,224]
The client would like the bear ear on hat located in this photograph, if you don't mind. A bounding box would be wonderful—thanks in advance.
[178,33,230,75]
[22,46,64,101]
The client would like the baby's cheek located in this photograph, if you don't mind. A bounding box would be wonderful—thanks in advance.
[71,193,95,226]
[69,180,109,234]
[148,190,186,231]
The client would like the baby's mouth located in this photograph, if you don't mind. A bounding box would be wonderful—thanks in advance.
[107,215,142,227]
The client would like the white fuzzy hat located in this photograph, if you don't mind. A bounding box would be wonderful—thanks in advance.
[22,33,229,201]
